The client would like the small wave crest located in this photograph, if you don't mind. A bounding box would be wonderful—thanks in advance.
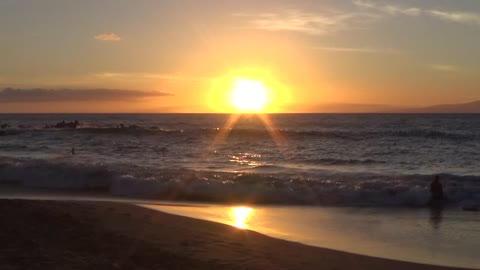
[301,158,386,165]
[1,125,475,141]
[284,129,475,141]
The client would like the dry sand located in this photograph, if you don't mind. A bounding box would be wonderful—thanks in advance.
[0,199,472,270]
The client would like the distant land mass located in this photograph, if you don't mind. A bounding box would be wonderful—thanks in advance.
[288,103,403,113]
[406,100,480,113]
[292,100,480,113]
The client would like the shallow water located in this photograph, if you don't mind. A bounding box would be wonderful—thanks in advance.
[143,204,480,269]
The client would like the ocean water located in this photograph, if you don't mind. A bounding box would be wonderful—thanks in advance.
[1,113,479,208]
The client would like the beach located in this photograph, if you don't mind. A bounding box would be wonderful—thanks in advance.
[0,199,472,270]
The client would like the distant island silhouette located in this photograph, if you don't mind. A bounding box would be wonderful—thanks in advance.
[289,100,480,113]
[408,100,480,113]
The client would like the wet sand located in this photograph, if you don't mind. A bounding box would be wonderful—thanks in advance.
[0,199,471,270]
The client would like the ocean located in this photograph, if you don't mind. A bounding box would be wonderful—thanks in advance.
[1,113,479,208]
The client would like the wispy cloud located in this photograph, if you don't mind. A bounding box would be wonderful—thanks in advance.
[353,0,421,16]
[0,88,172,103]
[238,2,480,35]
[315,46,399,54]
[237,10,379,35]
[430,64,458,72]
[429,10,480,25]
[353,0,480,26]
[94,72,210,81]
[94,32,122,41]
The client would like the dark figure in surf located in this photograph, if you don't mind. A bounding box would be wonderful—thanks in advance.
[71,147,75,155]
[430,175,444,201]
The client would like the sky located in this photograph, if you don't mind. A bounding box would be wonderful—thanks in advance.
[1,0,480,113]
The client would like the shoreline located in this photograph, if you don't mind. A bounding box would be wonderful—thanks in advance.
[0,199,473,270]
[0,183,468,209]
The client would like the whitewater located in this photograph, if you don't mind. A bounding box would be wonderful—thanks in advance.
[1,113,479,208]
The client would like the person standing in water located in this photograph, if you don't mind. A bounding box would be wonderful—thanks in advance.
[430,175,444,201]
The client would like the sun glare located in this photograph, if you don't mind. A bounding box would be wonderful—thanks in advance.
[206,68,290,113]
[228,206,254,229]
[205,70,290,159]
[231,78,268,112]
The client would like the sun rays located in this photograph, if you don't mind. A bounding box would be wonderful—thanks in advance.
[206,113,289,162]
[202,68,291,166]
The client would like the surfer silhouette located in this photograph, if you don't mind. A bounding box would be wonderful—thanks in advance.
[430,175,444,201]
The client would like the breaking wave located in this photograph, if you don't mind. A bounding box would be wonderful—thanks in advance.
[1,157,479,208]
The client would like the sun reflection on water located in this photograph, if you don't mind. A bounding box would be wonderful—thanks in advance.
[228,206,254,229]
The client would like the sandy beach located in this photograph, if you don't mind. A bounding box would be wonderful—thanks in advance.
[0,199,472,270]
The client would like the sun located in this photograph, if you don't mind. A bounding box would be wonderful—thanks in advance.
[206,68,290,113]
[231,78,268,112]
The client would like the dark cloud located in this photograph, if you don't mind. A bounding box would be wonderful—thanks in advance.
[0,88,173,102]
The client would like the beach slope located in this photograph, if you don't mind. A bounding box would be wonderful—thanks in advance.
[0,200,471,270]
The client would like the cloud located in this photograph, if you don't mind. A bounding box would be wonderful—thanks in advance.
[237,10,379,35]
[314,46,399,54]
[0,88,173,103]
[429,10,480,25]
[353,0,421,16]
[430,64,458,72]
[95,72,195,80]
[353,1,480,26]
[239,2,480,35]
[94,32,122,41]
[94,72,212,82]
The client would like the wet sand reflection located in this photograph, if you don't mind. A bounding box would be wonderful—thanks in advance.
[227,206,254,229]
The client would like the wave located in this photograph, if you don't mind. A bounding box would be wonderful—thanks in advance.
[0,130,22,136]
[284,129,475,141]
[0,124,475,141]
[1,157,479,208]
[301,158,386,165]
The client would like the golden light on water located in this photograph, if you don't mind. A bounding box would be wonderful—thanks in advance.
[228,206,254,229]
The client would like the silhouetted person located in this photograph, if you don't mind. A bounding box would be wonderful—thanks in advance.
[71,147,75,155]
[430,175,444,201]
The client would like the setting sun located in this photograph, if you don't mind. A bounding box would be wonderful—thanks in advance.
[207,68,290,113]
[231,78,268,112]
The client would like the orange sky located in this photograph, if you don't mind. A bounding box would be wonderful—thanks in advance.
[1,0,480,112]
